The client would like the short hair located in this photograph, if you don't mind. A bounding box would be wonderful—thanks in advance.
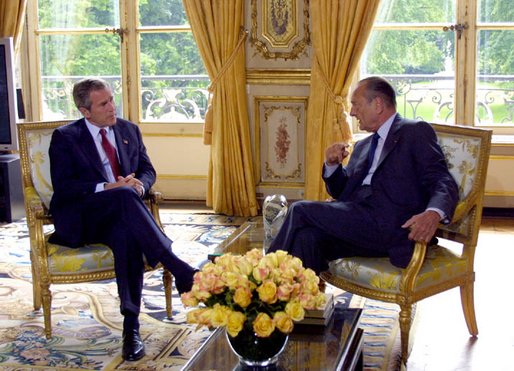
[359,76,397,109]
[72,78,111,110]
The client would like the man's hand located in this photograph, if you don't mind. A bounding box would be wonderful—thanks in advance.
[325,142,351,166]
[402,210,440,243]
[104,173,145,196]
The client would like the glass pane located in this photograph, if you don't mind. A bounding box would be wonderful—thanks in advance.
[40,34,122,120]
[140,32,208,122]
[139,0,189,26]
[38,0,119,29]
[375,0,455,23]
[478,0,514,23]
[361,30,455,123]
[476,30,514,125]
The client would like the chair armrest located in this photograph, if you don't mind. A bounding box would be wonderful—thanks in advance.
[146,187,163,229]
[399,240,428,293]
[24,187,52,223]
[146,187,163,204]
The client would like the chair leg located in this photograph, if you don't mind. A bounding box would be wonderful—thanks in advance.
[41,282,53,339]
[398,304,413,365]
[163,269,173,319]
[460,282,478,336]
[31,263,42,311]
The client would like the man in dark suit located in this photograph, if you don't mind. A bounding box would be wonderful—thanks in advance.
[269,76,459,274]
[49,78,197,361]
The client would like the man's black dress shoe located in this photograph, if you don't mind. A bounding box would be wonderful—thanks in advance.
[122,329,145,361]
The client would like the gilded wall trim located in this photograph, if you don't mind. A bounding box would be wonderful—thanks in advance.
[250,0,310,60]
[246,69,311,85]
[254,96,307,185]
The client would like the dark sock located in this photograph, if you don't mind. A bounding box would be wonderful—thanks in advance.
[158,245,195,294]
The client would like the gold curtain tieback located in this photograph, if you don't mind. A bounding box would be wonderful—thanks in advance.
[208,28,248,94]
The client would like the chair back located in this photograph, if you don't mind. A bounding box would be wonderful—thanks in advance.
[432,124,492,250]
[17,121,72,210]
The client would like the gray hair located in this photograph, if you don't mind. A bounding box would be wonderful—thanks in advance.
[359,76,397,109]
[72,78,111,110]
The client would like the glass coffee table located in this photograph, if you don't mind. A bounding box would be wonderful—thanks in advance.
[184,221,364,371]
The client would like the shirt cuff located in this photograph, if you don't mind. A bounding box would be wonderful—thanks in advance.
[323,163,339,178]
[426,207,448,224]
[96,182,107,193]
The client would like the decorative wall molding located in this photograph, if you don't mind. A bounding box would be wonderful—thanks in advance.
[254,96,307,185]
[250,0,310,60]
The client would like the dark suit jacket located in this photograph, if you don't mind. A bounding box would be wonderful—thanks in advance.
[323,114,459,266]
[48,118,156,247]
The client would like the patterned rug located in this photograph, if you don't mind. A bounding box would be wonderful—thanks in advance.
[0,212,402,370]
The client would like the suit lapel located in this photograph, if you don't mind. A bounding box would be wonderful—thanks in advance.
[76,120,108,180]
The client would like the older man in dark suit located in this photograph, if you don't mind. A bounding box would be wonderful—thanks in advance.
[269,76,459,274]
[48,78,196,361]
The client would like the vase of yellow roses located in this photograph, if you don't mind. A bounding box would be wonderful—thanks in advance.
[181,248,326,367]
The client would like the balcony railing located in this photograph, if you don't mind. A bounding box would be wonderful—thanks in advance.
[41,74,514,125]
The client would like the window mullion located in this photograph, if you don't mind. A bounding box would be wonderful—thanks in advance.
[455,0,477,125]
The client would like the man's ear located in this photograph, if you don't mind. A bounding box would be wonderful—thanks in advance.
[373,96,385,114]
[78,107,90,118]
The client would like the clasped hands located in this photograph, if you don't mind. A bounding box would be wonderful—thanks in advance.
[325,142,351,166]
[104,173,144,197]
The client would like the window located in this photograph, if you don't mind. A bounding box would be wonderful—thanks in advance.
[26,0,208,124]
[360,0,514,130]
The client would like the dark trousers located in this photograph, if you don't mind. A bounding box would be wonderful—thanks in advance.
[80,187,194,331]
[268,196,391,274]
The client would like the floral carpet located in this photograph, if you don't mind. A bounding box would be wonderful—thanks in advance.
[0,212,402,370]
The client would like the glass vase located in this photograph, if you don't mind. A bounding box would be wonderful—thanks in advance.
[226,328,288,368]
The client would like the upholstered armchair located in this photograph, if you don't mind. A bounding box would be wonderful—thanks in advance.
[320,123,492,364]
[17,120,173,339]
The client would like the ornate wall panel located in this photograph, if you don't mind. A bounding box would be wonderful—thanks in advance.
[255,96,306,186]
[246,0,311,69]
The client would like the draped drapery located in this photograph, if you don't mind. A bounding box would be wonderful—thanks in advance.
[183,0,258,217]
[304,0,380,200]
[0,0,27,52]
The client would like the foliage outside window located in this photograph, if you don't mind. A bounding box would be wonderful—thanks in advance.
[360,0,514,127]
[35,0,208,123]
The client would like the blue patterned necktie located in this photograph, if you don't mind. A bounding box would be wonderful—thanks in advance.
[366,132,380,174]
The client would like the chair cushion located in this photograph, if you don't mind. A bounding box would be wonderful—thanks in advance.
[26,129,55,209]
[47,239,115,275]
[328,245,468,294]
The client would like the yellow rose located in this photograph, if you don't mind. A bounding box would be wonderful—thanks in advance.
[285,300,305,322]
[276,283,294,301]
[245,248,263,265]
[186,308,212,327]
[226,311,246,337]
[257,280,278,304]
[210,304,230,327]
[236,257,254,276]
[273,311,294,334]
[252,266,270,282]
[253,313,275,337]
[180,291,199,307]
[223,271,241,289]
[233,287,252,308]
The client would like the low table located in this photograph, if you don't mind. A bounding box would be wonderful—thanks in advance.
[185,221,364,370]
[183,307,363,370]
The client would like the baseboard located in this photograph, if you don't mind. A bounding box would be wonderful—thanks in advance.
[482,207,514,218]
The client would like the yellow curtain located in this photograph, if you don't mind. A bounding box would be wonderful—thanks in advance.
[183,0,258,216]
[304,0,380,200]
[0,0,27,52]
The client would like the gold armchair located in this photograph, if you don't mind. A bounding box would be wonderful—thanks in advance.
[320,123,492,364]
[17,120,173,339]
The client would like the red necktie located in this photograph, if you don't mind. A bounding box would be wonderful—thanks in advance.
[100,128,121,179]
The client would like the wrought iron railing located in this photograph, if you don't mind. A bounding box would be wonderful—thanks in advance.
[41,74,513,125]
